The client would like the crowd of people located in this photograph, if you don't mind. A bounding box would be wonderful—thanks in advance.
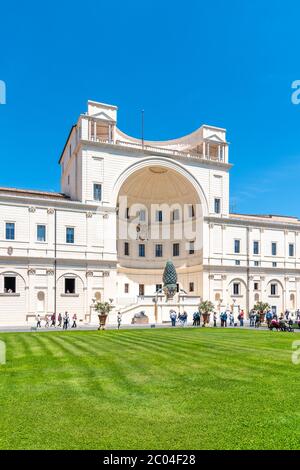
[34,308,300,330]
[169,308,300,328]
[35,312,77,329]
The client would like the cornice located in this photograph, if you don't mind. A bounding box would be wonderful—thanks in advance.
[206,215,300,231]
[0,194,115,213]
[203,264,300,275]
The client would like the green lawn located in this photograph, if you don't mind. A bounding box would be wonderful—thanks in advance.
[0,328,299,450]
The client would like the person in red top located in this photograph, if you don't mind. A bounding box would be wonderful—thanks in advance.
[238,310,244,327]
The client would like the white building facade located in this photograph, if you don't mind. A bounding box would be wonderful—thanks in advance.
[0,100,299,325]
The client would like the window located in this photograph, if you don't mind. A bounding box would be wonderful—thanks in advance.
[139,244,145,257]
[188,205,195,218]
[67,175,70,185]
[254,282,259,291]
[124,242,129,256]
[172,209,180,221]
[214,198,221,214]
[124,283,129,294]
[139,209,146,222]
[93,183,102,201]
[155,210,163,222]
[234,239,241,254]
[189,241,195,255]
[126,207,130,219]
[272,262,277,267]
[176,283,180,293]
[4,276,16,293]
[233,283,240,295]
[189,282,194,292]
[173,243,180,257]
[66,227,74,244]
[156,284,162,293]
[289,243,295,257]
[270,283,277,296]
[155,244,163,257]
[65,278,75,294]
[5,222,15,240]
[254,261,260,267]
[235,260,240,266]
[139,284,145,296]
[271,242,277,256]
[37,224,46,242]
[253,241,259,255]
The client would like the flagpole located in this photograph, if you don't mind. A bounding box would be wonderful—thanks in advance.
[141,109,144,149]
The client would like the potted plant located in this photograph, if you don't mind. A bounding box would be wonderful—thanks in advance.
[253,301,270,324]
[198,300,214,326]
[93,299,114,330]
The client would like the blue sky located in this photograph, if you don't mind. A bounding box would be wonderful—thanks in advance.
[1,0,300,216]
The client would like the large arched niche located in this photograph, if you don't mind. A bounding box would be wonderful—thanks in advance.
[115,158,205,273]
[112,157,209,214]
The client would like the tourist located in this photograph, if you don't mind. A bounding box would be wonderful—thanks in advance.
[50,313,56,327]
[239,310,244,327]
[117,311,122,329]
[296,309,300,321]
[169,310,176,327]
[57,312,62,328]
[45,314,50,328]
[229,312,234,327]
[266,310,273,328]
[193,311,200,326]
[213,311,217,327]
[255,312,260,328]
[183,311,188,326]
[36,314,41,328]
[72,313,77,328]
[63,312,69,330]
[285,310,289,320]
[249,310,255,327]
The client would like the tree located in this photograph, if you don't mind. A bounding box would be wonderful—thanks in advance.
[198,300,214,325]
[253,301,270,314]
[93,300,113,315]
[253,301,270,323]
[198,300,215,315]
[92,300,114,330]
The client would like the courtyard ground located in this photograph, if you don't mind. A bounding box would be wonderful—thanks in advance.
[0,328,299,450]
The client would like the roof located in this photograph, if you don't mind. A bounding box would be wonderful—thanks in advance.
[0,186,69,200]
[58,124,76,164]
[230,212,300,224]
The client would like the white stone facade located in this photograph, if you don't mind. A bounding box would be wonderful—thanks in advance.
[0,100,299,325]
